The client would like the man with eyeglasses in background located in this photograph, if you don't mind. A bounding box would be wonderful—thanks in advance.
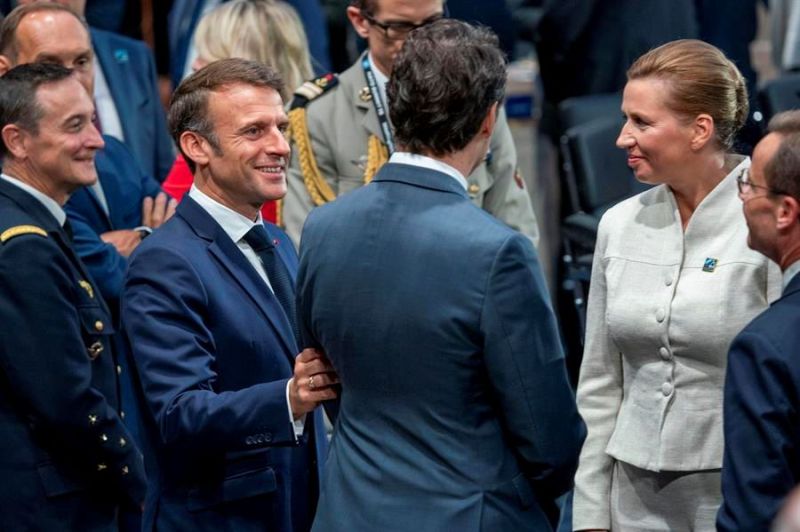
[718,110,800,532]
[283,0,540,249]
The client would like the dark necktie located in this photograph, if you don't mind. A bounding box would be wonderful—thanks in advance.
[242,225,299,344]
[62,218,74,243]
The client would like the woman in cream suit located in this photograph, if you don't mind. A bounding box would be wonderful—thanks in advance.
[572,40,782,532]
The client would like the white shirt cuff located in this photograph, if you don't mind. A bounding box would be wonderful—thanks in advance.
[286,378,306,438]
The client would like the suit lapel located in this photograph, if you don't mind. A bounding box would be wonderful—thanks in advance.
[178,198,298,361]
[91,31,137,143]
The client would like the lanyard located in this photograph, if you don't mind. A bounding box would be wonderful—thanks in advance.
[361,55,395,154]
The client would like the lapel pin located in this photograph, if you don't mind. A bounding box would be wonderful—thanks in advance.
[702,257,718,272]
[114,49,129,64]
[359,86,372,102]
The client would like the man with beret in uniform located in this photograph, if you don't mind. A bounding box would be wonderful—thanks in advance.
[283,0,539,247]
[0,63,146,531]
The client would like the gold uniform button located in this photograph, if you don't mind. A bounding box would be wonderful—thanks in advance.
[97,463,107,471]
[468,184,480,195]
[100,433,108,442]
[116,365,122,375]
[94,320,104,332]
[119,437,127,447]
[120,411,126,419]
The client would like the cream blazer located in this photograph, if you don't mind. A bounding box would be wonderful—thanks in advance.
[572,156,782,529]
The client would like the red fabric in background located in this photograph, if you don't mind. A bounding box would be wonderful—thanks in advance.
[162,155,278,223]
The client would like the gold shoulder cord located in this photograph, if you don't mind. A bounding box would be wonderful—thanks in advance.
[364,135,389,184]
[288,107,336,207]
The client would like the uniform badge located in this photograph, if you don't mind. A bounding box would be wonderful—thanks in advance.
[79,279,94,299]
[359,86,373,102]
[468,183,480,197]
[702,258,718,272]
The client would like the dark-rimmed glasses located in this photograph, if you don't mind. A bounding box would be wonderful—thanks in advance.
[736,166,787,196]
[361,10,446,41]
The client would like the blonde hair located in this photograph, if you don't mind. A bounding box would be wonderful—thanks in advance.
[627,39,748,151]
[194,0,313,100]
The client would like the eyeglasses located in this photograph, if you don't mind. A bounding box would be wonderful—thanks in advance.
[736,167,787,196]
[361,10,445,41]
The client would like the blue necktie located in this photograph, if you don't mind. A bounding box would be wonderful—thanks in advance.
[242,225,299,344]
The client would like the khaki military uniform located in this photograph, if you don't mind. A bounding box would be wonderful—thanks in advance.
[283,55,540,248]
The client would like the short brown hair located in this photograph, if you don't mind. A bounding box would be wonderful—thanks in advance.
[0,3,88,61]
[0,62,73,157]
[168,57,284,172]
[627,39,748,151]
[764,111,800,202]
[388,19,505,156]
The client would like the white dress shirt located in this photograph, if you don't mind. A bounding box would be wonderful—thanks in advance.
[188,185,304,435]
[783,259,800,292]
[388,152,469,191]
[93,56,125,142]
[1,173,66,226]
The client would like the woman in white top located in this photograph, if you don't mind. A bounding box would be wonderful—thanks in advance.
[572,39,781,532]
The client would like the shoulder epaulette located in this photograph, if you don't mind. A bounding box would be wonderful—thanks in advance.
[1,224,47,243]
[289,73,338,110]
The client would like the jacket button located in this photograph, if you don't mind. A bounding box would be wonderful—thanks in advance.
[659,347,670,360]
[116,365,122,375]
[661,382,673,396]
[655,309,665,323]
[665,276,673,286]
[94,320,104,332]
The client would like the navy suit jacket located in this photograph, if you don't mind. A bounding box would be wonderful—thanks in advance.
[92,28,174,181]
[0,179,146,531]
[718,273,800,532]
[297,162,585,532]
[123,196,326,532]
[65,135,162,308]
[168,0,331,88]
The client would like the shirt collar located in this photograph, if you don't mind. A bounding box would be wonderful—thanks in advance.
[367,52,390,109]
[0,173,66,226]
[389,152,469,191]
[188,185,262,243]
[783,259,800,293]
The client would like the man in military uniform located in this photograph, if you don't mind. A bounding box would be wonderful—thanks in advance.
[0,63,146,531]
[283,0,540,247]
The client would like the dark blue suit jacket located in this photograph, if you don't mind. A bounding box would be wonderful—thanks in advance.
[92,28,174,181]
[297,162,585,532]
[65,135,162,307]
[123,196,326,532]
[718,273,800,532]
[168,0,331,88]
[0,178,146,531]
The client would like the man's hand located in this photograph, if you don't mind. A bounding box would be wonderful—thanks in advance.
[101,229,142,257]
[289,348,339,419]
[141,192,177,229]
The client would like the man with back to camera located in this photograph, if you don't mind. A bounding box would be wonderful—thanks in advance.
[296,19,585,532]
[718,110,800,531]
[283,0,540,248]
[122,58,336,532]
[0,62,146,531]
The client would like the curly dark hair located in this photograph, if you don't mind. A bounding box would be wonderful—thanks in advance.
[387,19,506,156]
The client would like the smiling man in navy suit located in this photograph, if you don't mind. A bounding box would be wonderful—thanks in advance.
[122,58,336,532]
[718,111,800,531]
[297,19,584,532]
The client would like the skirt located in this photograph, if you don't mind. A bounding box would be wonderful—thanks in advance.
[609,460,721,532]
